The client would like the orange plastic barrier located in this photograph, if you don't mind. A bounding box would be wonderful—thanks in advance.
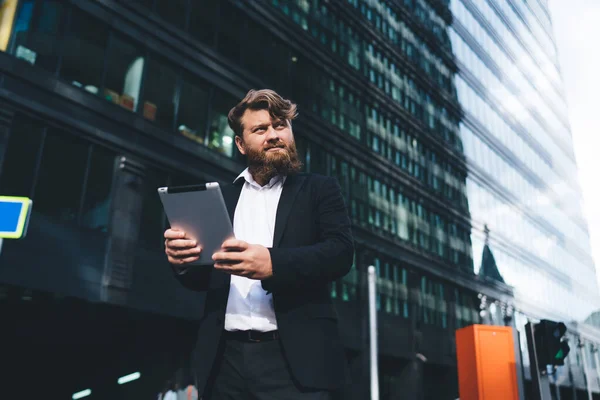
[456,324,519,400]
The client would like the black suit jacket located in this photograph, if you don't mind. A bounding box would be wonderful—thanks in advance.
[172,173,354,393]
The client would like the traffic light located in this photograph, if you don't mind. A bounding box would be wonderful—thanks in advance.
[533,319,570,368]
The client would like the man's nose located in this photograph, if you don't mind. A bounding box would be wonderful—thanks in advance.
[266,126,280,141]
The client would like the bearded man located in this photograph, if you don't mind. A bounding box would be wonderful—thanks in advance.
[164,89,354,400]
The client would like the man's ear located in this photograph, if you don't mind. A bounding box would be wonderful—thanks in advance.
[235,135,246,155]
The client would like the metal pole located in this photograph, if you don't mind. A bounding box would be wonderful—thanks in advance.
[525,322,552,400]
[593,347,600,391]
[368,265,379,400]
[579,341,593,400]
[513,330,527,400]
[551,367,561,400]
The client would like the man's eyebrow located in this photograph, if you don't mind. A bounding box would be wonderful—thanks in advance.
[250,123,270,131]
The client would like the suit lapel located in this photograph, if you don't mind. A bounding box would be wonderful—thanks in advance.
[273,174,307,248]
[222,181,243,223]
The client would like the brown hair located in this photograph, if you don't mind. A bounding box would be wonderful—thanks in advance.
[227,89,298,137]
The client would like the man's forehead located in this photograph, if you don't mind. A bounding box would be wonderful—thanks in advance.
[242,109,284,127]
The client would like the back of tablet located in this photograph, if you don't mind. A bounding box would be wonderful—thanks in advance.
[158,182,233,266]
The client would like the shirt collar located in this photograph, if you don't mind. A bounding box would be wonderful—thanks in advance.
[233,168,285,189]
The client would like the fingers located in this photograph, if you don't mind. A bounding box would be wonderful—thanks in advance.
[166,245,202,258]
[164,229,201,264]
[165,229,199,252]
[167,246,201,264]
[221,239,249,251]
[166,238,197,249]
[164,229,186,240]
[169,255,200,265]
[212,251,244,263]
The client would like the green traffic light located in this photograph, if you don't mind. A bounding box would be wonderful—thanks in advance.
[555,349,564,359]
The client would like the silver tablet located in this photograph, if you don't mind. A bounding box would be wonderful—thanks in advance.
[158,182,234,266]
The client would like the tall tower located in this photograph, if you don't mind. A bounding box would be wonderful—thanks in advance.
[449,0,600,388]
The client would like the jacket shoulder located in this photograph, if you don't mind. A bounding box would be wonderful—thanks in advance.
[298,173,334,186]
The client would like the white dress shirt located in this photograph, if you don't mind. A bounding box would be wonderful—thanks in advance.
[224,168,285,332]
[163,391,177,400]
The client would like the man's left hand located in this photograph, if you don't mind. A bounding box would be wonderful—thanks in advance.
[212,239,273,280]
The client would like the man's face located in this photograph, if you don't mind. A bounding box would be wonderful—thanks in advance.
[235,108,300,176]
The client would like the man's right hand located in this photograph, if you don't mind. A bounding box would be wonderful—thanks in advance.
[164,229,202,265]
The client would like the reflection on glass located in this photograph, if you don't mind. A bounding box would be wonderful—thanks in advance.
[208,114,234,157]
[81,147,115,232]
[0,114,44,197]
[103,34,145,112]
[10,0,65,71]
[143,56,177,130]
[341,256,358,302]
[155,0,188,28]
[60,9,108,95]
[189,0,218,46]
[217,1,244,62]
[34,130,88,223]
[177,74,208,145]
[208,90,236,157]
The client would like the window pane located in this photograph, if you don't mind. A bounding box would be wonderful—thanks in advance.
[189,0,218,46]
[217,1,243,62]
[11,0,35,44]
[143,55,178,131]
[81,146,115,232]
[177,73,208,144]
[243,24,270,78]
[155,0,188,28]
[289,56,315,105]
[310,146,327,174]
[137,0,156,9]
[0,114,44,197]
[33,129,88,223]
[294,135,309,172]
[103,34,145,112]
[138,168,169,249]
[207,89,236,157]
[60,9,108,95]
[11,0,66,72]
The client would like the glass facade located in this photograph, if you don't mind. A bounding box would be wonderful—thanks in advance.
[449,0,599,321]
[449,0,600,392]
[0,0,598,398]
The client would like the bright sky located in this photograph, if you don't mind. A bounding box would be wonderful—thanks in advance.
[549,0,600,291]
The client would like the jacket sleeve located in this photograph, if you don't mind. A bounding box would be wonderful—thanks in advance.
[261,176,354,293]
[170,263,213,292]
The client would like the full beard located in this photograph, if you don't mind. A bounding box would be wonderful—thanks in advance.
[244,140,303,184]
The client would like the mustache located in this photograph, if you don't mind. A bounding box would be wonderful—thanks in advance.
[264,143,287,150]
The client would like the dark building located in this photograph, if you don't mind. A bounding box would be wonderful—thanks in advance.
[0,0,596,399]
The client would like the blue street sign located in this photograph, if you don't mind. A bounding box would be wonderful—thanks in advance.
[0,196,32,239]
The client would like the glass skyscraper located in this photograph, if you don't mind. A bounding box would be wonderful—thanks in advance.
[450,0,598,322]
[450,0,600,396]
[0,0,597,398]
